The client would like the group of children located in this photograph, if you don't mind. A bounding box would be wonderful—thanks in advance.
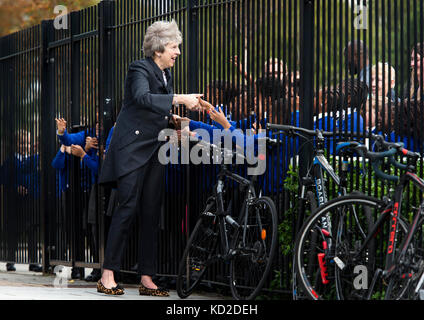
[52,119,115,281]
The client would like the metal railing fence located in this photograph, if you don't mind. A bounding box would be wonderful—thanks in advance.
[0,0,423,296]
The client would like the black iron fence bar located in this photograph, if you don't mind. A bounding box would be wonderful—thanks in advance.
[299,0,314,178]
[40,19,55,272]
[46,30,99,50]
[192,0,239,10]
[0,46,42,62]
[69,10,81,269]
[106,7,187,30]
[98,0,115,267]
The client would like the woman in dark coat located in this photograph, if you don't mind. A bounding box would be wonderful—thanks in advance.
[97,20,203,296]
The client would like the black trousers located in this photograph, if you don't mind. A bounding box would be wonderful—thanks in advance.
[102,153,165,276]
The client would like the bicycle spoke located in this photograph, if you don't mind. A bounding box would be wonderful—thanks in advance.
[230,197,278,300]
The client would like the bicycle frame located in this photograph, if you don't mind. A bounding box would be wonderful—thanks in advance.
[213,164,257,258]
[293,132,354,299]
[298,137,350,235]
[354,169,424,280]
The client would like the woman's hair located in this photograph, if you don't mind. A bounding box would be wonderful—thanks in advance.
[142,20,182,57]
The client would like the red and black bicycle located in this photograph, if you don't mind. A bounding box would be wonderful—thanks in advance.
[295,136,424,300]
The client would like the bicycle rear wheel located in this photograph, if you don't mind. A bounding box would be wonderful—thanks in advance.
[176,202,219,299]
[295,194,381,300]
[229,196,278,300]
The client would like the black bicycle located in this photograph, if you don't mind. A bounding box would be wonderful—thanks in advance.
[295,136,424,300]
[176,138,278,300]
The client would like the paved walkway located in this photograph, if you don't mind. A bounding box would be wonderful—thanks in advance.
[0,263,227,300]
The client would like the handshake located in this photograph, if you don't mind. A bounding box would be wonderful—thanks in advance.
[170,98,214,131]
[173,94,214,112]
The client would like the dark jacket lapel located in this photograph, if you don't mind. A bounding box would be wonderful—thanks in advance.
[164,68,173,94]
[146,57,168,91]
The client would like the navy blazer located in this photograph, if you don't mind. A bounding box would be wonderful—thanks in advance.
[99,57,174,186]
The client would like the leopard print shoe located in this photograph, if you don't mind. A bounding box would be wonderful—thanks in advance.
[138,283,169,297]
[97,279,125,295]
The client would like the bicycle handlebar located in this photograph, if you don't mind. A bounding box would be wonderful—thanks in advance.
[266,123,334,137]
[336,138,420,182]
[371,137,420,182]
[189,136,277,164]
[268,123,421,182]
[267,123,375,141]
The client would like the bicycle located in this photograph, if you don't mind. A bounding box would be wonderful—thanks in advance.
[267,123,373,299]
[176,138,278,300]
[294,136,424,300]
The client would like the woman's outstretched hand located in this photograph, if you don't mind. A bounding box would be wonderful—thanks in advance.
[174,94,204,110]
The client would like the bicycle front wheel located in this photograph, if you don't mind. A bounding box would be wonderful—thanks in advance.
[229,196,278,300]
[176,203,219,299]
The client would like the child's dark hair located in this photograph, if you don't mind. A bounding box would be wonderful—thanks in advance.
[207,80,240,106]
[256,76,286,100]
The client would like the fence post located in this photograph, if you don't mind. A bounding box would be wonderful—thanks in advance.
[187,0,199,94]
[299,0,314,178]
[70,11,81,127]
[98,0,115,267]
[186,0,199,243]
[40,19,56,272]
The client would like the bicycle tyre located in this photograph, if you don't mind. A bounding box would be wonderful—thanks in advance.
[335,194,376,300]
[293,191,317,299]
[176,203,219,299]
[229,196,278,300]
